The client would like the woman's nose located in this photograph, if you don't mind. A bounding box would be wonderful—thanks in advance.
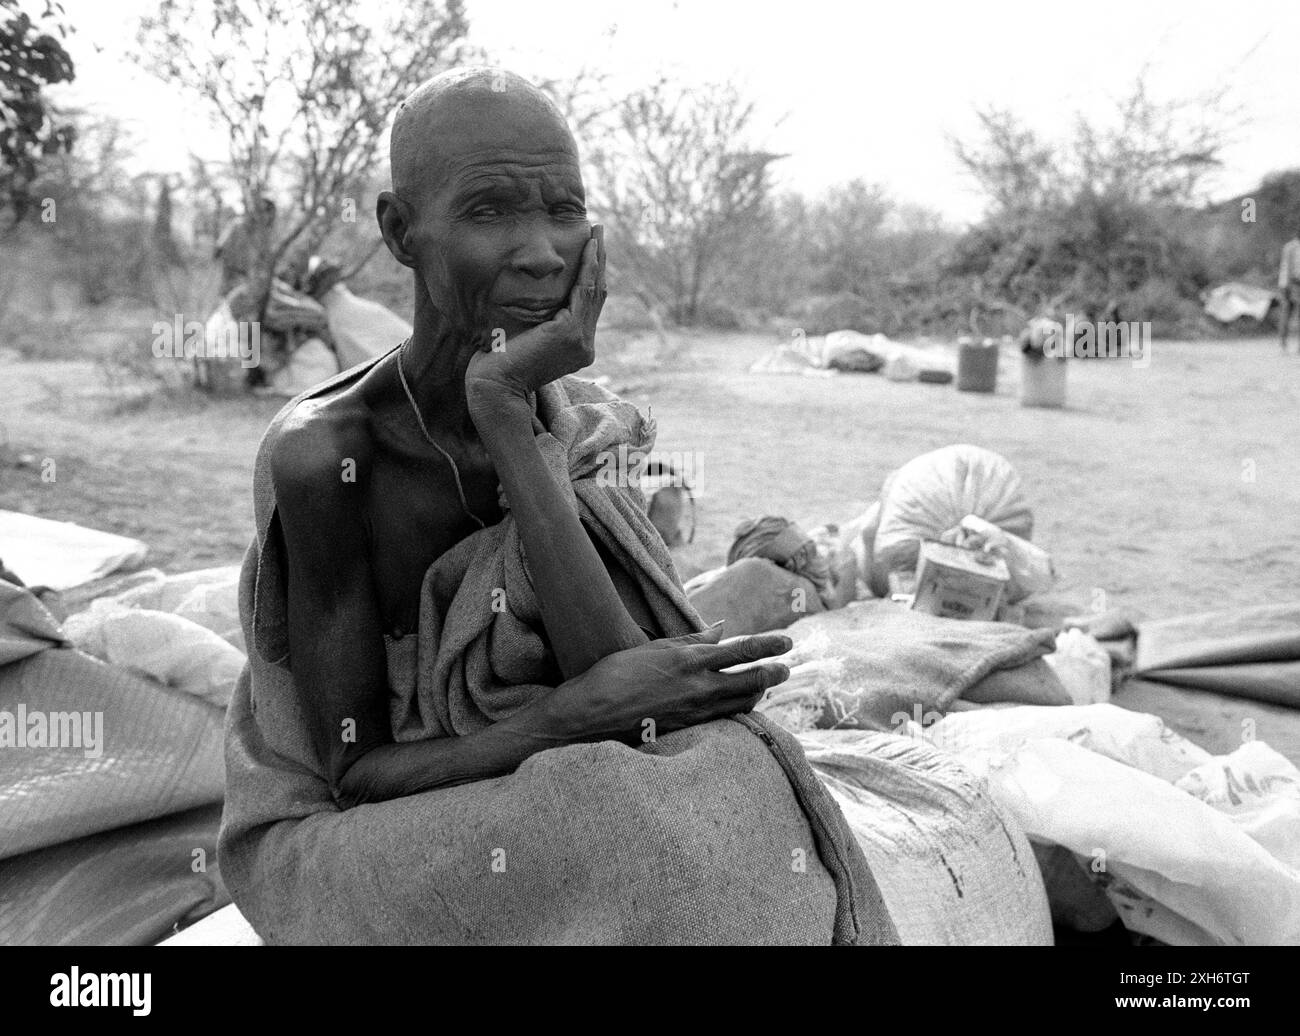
[510,224,566,280]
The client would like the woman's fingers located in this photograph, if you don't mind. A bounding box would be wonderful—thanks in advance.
[589,226,607,339]
[570,227,604,342]
[667,622,726,648]
[698,633,794,672]
[594,224,606,297]
[568,234,599,316]
[715,661,791,701]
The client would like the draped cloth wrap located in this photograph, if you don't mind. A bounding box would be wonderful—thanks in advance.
[218,349,899,945]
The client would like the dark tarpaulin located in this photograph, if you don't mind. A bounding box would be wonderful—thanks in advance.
[1133,603,1300,709]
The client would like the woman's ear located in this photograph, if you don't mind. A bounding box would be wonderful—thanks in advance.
[376,191,417,269]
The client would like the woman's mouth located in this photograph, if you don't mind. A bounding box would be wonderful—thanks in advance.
[497,300,563,324]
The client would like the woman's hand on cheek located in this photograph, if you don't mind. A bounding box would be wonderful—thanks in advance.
[465,225,606,414]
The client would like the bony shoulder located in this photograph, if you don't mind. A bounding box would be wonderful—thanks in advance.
[271,401,373,505]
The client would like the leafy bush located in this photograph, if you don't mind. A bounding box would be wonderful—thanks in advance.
[1116,280,1206,339]
[793,292,888,335]
[693,299,746,330]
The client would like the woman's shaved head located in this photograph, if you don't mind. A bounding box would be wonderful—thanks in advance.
[376,66,592,341]
[390,67,577,207]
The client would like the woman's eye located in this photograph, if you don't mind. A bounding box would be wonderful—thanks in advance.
[470,206,503,219]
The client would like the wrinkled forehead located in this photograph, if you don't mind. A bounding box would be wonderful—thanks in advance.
[436,145,585,204]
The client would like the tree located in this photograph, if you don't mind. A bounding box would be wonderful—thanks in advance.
[151,174,181,265]
[536,65,621,140]
[28,111,155,304]
[1198,169,1300,285]
[1071,76,1228,208]
[806,179,892,295]
[949,74,1232,325]
[133,0,470,324]
[0,0,75,224]
[951,108,1059,216]
[588,77,783,325]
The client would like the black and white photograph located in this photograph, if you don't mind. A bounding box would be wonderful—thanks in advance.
[0,0,1297,989]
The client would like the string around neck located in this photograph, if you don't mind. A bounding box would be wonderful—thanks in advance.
[395,338,488,530]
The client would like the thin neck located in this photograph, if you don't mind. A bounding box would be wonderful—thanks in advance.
[401,275,481,436]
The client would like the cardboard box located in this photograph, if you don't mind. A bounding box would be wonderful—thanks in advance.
[910,540,1009,621]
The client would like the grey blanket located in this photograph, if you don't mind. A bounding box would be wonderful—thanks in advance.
[761,600,1064,731]
[218,351,898,944]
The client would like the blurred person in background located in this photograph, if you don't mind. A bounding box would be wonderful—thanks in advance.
[1278,227,1300,354]
[215,196,277,296]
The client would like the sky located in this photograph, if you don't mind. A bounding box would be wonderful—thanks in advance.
[43,0,1300,226]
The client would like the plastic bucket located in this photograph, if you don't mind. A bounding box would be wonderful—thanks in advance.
[956,342,999,393]
[1020,352,1067,408]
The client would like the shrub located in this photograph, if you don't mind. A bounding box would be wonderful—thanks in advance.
[794,292,888,335]
[1116,280,1206,339]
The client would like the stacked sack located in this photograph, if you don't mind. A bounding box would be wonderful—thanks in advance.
[61,566,244,709]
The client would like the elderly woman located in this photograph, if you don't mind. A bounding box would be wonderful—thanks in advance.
[218,68,898,945]
[262,68,792,807]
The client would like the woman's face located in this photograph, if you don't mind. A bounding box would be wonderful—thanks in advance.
[407,128,591,340]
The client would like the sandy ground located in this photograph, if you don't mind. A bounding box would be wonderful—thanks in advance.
[2,331,1298,622]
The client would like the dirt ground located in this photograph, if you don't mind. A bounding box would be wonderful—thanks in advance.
[2,331,1298,623]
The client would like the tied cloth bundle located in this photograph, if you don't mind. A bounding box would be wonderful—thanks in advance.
[728,516,837,609]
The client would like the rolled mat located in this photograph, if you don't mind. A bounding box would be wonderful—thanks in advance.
[1133,603,1300,708]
